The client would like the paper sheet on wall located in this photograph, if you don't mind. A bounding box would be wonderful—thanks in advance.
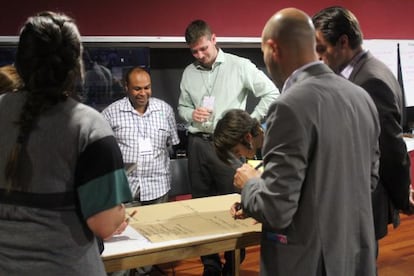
[399,41,414,107]
[363,39,398,78]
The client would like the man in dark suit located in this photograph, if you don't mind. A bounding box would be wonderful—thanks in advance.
[312,6,412,254]
[233,8,380,275]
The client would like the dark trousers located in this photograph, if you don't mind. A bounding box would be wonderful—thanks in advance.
[187,134,236,198]
[201,249,246,275]
[188,134,244,274]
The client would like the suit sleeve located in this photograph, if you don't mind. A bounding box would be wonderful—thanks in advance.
[360,79,411,211]
[242,101,309,229]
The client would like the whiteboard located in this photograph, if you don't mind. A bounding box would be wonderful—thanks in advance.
[363,39,414,107]
[399,41,414,106]
[363,39,399,79]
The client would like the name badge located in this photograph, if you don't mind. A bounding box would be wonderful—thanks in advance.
[138,137,153,156]
[202,96,215,110]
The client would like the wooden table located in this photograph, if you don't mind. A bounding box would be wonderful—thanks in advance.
[102,194,261,275]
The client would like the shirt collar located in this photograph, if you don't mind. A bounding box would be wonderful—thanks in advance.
[119,97,159,115]
[282,61,323,93]
[340,49,368,79]
[195,48,224,70]
[120,97,135,112]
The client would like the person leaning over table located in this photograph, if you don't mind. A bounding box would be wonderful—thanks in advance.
[0,11,132,276]
[214,109,265,164]
[178,19,278,276]
[232,8,380,275]
[312,6,414,259]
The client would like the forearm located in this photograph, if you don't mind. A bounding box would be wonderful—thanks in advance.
[86,203,126,239]
[251,91,279,121]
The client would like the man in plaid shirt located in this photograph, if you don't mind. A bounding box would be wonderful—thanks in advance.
[102,67,179,206]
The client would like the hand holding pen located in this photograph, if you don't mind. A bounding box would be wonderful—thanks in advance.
[232,161,263,220]
[105,209,138,239]
[233,162,263,190]
[254,161,264,170]
[230,202,258,224]
[230,202,246,220]
[118,210,137,233]
[125,210,138,223]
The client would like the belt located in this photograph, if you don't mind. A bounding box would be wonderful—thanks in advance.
[0,188,76,210]
[190,132,213,141]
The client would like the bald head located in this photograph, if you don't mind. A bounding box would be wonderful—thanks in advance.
[263,8,316,52]
[125,67,150,85]
[261,8,318,88]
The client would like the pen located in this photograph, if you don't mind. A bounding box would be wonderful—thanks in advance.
[126,210,137,223]
[234,202,242,220]
[254,161,264,170]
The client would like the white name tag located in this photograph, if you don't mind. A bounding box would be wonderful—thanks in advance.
[202,96,215,110]
[138,137,153,156]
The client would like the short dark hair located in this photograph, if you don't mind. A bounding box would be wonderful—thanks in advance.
[214,109,261,165]
[184,19,213,45]
[312,6,363,49]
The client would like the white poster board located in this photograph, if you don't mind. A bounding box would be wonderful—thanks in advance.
[363,39,398,79]
[399,41,414,107]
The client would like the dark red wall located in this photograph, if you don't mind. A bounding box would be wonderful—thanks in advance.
[2,0,414,39]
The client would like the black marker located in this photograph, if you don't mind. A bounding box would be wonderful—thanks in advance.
[234,202,242,220]
[254,161,264,170]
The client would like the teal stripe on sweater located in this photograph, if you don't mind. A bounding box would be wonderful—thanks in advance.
[78,168,132,219]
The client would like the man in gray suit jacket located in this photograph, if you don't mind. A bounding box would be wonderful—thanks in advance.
[312,6,412,251]
[233,8,380,275]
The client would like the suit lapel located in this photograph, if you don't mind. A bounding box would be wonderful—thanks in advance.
[349,51,370,81]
